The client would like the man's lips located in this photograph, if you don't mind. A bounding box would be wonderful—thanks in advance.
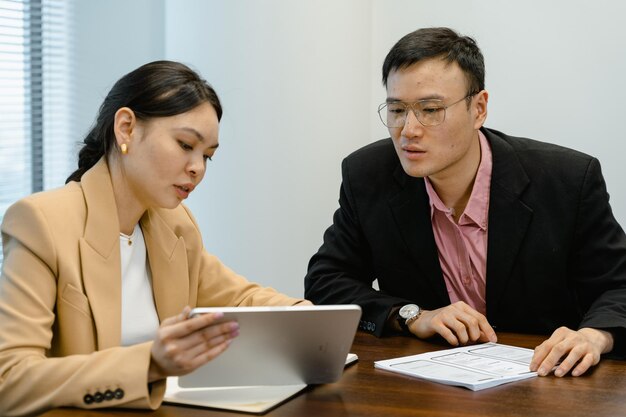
[401,144,426,153]
[401,146,426,160]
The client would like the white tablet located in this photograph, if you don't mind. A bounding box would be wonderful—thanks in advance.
[177,304,361,388]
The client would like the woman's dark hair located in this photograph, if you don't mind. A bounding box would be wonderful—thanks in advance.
[382,27,485,95]
[66,60,222,183]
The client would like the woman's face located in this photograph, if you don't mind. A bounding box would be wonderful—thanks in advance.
[121,102,220,210]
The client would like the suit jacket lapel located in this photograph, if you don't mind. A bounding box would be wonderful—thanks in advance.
[388,164,449,305]
[141,210,189,321]
[78,159,190,349]
[484,130,533,315]
[79,159,122,350]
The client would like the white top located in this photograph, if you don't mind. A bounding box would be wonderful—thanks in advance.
[119,224,160,346]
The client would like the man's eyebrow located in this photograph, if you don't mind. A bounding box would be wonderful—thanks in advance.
[386,94,445,103]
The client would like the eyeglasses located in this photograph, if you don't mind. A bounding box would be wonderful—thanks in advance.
[377,93,476,128]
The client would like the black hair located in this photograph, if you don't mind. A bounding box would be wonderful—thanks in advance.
[66,60,222,183]
[382,27,485,94]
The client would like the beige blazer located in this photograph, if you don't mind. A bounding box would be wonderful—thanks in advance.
[0,159,304,416]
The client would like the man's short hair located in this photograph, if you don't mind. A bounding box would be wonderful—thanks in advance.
[382,27,485,94]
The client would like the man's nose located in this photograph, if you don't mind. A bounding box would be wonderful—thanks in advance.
[400,108,423,137]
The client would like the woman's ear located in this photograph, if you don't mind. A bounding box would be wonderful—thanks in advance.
[473,90,489,130]
[113,107,136,151]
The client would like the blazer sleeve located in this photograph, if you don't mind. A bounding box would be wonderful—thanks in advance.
[195,251,307,307]
[0,199,163,416]
[570,158,626,356]
[305,158,413,337]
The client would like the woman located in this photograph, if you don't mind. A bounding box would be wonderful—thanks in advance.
[0,61,307,416]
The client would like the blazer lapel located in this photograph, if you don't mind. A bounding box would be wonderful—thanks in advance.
[79,159,122,350]
[141,210,189,321]
[388,164,449,305]
[485,131,533,315]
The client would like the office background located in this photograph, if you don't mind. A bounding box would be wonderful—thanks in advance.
[49,0,626,298]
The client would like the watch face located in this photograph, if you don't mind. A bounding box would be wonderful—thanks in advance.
[399,304,419,319]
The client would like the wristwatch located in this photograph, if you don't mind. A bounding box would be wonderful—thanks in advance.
[398,304,422,331]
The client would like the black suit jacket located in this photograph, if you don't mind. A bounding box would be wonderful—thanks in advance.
[305,127,626,344]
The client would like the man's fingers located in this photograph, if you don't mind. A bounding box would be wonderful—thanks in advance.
[432,323,460,346]
[413,302,495,346]
[536,343,567,376]
[456,304,496,342]
[571,353,597,377]
[447,317,471,345]
[478,320,497,342]
[530,330,565,372]
[530,327,605,377]
[530,343,550,372]
[553,348,583,377]
[457,314,480,342]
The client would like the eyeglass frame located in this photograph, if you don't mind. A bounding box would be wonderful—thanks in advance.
[377,92,478,128]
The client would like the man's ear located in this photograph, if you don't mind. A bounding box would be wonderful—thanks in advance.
[473,90,489,130]
[113,107,136,149]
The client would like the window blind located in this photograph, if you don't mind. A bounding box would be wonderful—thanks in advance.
[0,0,74,264]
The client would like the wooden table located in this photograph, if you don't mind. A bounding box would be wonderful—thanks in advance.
[39,332,626,417]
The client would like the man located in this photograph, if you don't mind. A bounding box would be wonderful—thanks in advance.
[305,27,626,377]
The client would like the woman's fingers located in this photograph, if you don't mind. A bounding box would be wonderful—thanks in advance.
[149,307,240,380]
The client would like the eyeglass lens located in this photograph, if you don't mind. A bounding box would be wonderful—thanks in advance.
[383,101,446,127]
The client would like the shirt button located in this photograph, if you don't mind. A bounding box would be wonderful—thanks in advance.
[104,390,114,401]
[94,392,104,403]
[83,394,94,405]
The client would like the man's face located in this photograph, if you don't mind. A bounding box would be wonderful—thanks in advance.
[385,58,487,183]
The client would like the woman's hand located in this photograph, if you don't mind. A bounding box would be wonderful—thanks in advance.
[148,306,239,382]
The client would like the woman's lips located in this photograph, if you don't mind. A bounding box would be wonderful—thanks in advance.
[174,184,192,199]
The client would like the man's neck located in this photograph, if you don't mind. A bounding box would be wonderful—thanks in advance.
[428,135,482,221]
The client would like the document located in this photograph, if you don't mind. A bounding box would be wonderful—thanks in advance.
[374,343,537,391]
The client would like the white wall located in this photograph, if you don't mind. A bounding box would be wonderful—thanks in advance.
[164,0,372,298]
[74,0,165,153]
[73,0,626,298]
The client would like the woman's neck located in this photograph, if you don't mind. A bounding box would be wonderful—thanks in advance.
[107,155,145,235]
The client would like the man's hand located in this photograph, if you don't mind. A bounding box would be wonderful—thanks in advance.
[408,301,497,346]
[530,327,613,377]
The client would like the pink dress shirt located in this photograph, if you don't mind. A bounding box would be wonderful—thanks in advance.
[424,131,492,315]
